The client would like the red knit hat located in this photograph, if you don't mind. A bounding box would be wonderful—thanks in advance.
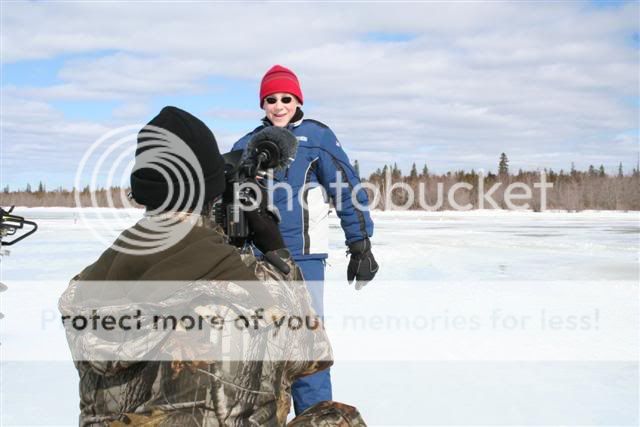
[259,65,303,107]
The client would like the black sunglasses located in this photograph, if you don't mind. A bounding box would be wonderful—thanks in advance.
[265,96,293,105]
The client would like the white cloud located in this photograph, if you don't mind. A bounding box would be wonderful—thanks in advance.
[203,107,257,121]
[1,1,638,180]
[1,97,112,176]
[111,102,152,121]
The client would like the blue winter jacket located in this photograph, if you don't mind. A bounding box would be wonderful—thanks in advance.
[232,114,373,261]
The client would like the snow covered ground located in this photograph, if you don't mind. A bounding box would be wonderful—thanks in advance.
[1,208,638,425]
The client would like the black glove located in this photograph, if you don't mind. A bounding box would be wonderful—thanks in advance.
[241,179,290,274]
[347,238,379,290]
[244,206,285,254]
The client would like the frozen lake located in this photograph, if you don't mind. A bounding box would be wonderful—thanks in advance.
[1,208,638,425]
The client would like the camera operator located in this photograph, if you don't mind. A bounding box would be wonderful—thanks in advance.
[59,106,366,426]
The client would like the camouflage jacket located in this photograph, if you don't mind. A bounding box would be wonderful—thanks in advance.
[59,214,366,426]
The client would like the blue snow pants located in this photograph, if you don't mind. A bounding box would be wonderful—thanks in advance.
[291,258,332,415]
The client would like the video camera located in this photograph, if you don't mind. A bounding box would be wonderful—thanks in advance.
[214,127,298,247]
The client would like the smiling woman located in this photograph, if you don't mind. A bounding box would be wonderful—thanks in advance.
[259,65,304,127]
[232,64,379,415]
[263,92,300,127]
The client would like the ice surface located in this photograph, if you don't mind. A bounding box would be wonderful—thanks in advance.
[1,208,638,425]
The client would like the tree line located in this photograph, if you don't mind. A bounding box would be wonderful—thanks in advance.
[0,185,141,209]
[362,154,640,211]
[2,154,639,211]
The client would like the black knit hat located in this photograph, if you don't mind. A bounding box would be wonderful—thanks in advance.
[130,106,225,211]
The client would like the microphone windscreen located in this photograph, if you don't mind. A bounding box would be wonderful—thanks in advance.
[247,127,299,170]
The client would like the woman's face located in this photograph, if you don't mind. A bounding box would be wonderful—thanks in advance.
[262,92,300,127]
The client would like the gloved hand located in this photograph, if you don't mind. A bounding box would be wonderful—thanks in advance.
[347,238,379,290]
[242,179,285,254]
[244,205,285,254]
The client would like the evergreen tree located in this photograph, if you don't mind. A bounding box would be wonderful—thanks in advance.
[588,165,596,176]
[598,165,605,178]
[37,181,46,193]
[391,162,401,180]
[353,160,361,179]
[2,185,9,193]
[618,162,623,178]
[498,153,509,176]
[421,163,429,178]
[570,162,577,178]
[371,167,382,181]
[25,183,32,193]
[409,163,418,181]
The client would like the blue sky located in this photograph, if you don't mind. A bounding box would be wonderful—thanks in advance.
[1,1,638,190]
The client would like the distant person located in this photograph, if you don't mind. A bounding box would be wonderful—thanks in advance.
[233,65,379,414]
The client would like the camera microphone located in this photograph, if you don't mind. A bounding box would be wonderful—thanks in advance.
[246,127,299,172]
[216,126,299,249]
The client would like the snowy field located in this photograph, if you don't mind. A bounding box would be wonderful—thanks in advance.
[1,208,638,426]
